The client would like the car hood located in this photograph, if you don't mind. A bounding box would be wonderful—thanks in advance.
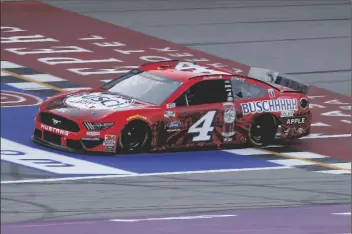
[44,91,157,119]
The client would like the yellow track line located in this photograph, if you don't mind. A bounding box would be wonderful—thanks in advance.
[1,69,63,92]
[259,148,351,171]
[1,69,350,172]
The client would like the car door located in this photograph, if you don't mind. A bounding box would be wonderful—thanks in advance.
[162,79,234,149]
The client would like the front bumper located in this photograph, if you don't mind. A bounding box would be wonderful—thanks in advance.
[33,114,119,154]
[32,135,85,154]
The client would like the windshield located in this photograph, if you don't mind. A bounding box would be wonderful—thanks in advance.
[101,70,182,105]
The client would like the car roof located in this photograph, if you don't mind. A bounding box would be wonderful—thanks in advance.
[139,60,232,82]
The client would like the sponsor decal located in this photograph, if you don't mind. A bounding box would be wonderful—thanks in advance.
[203,75,223,80]
[280,111,294,117]
[52,118,61,125]
[223,108,236,124]
[166,103,176,108]
[222,103,236,137]
[231,77,245,82]
[284,127,305,136]
[285,117,306,125]
[224,80,233,102]
[103,134,117,147]
[65,92,135,110]
[268,89,275,98]
[167,121,182,129]
[127,114,147,121]
[104,145,115,152]
[241,99,298,115]
[224,137,232,142]
[82,137,100,141]
[86,131,100,136]
[164,111,176,118]
[55,108,69,113]
[40,123,69,136]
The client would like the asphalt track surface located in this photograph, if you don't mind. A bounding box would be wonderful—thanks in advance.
[1,0,351,233]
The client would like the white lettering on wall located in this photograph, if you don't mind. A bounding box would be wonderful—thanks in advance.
[38,57,122,65]
[307,95,325,99]
[169,53,193,57]
[207,63,227,68]
[1,26,26,33]
[324,99,349,105]
[5,46,91,55]
[309,104,326,109]
[185,58,209,62]
[340,106,351,110]
[151,47,178,52]
[341,120,351,124]
[93,42,126,47]
[311,122,331,127]
[1,34,58,43]
[79,35,105,40]
[139,56,171,62]
[115,49,145,55]
[321,110,350,117]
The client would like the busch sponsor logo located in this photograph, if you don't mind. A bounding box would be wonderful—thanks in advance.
[241,99,297,115]
[40,123,69,136]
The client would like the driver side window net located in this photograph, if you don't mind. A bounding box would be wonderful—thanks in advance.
[175,80,228,107]
[231,80,267,99]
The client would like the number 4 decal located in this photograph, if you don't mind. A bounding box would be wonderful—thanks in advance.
[188,110,216,141]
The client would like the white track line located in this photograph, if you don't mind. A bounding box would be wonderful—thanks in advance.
[110,214,237,222]
[332,212,351,216]
[1,61,23,68]
[1,166,291,184]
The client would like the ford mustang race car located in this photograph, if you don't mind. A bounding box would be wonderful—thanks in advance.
[32,60,311,154]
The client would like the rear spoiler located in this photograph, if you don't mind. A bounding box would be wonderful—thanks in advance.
[247,67,310,94]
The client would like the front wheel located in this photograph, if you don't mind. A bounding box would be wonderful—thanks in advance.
[248,114,278,146]
[118,121,151,153]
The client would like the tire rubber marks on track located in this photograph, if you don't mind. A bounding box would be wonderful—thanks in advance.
[260,147,351,175]
[1,90,43,107]
[0,166,290,184]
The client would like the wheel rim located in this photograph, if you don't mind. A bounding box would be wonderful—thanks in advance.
[250,123,263,144]
[120,125,149,151]
[249,116,277,146]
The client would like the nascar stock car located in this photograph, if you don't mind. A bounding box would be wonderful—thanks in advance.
[32,60,311,154]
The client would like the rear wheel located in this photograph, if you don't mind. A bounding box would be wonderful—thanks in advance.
[248,114,278,146]
[118,120,151,153]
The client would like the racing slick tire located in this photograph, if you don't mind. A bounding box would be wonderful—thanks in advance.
[117,120,152,154]
[248,114,278,146]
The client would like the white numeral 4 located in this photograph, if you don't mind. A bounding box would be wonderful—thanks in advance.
[188,110,216,141]
[175,62,229,75]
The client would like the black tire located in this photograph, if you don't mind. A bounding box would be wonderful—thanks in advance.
[117,120,151,153]
[248,114,278,146]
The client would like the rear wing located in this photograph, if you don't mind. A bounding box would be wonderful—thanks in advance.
[248,67,310,94]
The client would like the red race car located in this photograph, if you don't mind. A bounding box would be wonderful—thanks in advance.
[32,60,311,154]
